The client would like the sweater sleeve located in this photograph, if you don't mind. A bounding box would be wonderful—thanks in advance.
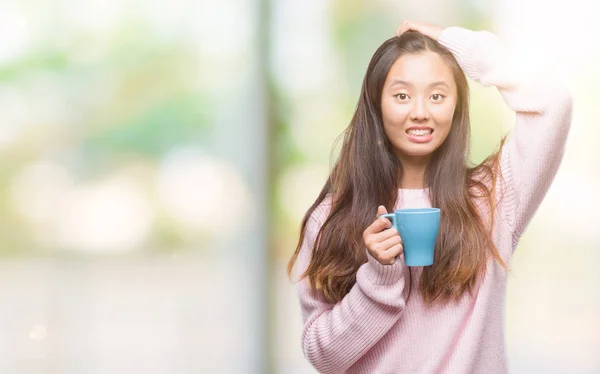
[295,209,408,374]
[438,27,573,243]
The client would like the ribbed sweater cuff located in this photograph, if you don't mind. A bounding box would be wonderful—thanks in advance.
[361,251,404,285]
[438,26,500,82]
[438,26,475,55]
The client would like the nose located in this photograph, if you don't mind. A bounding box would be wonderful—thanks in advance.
[410,99,429,122]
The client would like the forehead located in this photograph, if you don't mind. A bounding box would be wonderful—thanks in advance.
[385,51,456,89]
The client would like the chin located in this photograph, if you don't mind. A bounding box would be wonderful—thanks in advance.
[399,144,439,158]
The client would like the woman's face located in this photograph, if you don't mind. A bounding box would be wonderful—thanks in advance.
[380,51,458,163]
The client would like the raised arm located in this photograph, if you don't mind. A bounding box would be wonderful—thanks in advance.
[438,26,573,241]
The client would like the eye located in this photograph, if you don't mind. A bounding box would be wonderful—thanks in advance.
[431,94,445,102]
[395,93,409,100]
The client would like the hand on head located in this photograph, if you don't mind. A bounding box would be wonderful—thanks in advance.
[395,20,444,41]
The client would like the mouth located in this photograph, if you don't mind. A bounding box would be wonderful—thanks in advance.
[405,127,434,143]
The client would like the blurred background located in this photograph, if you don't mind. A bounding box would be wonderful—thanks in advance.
[0,0,598,373]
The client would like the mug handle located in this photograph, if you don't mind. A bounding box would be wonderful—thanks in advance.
[379,213,396,231]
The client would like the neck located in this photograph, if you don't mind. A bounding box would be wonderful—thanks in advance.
[398,155,430,189]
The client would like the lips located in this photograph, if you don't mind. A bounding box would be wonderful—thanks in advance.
[405,126,434,143]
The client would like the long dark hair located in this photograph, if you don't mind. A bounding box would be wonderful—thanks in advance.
[287,31,507,305]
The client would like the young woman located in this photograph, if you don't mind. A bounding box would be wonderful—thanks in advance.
[287,20,572,373]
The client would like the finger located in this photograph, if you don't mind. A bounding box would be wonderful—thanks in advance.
[366,206,390,235]
[395,20,406,36]
[395,21,406,36]
[380,244,403,265]
[386,243,404,258]
[396,20,412,36]
[364,215,392,236]
[376,233,402,252]
[370,227,400,243]
[376,205,393,228]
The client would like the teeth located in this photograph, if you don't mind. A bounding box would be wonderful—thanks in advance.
[407,129,432,136]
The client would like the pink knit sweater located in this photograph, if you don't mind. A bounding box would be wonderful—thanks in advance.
[294,27,573,374]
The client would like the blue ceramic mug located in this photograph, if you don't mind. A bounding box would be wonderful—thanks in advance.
[380,208,440,266]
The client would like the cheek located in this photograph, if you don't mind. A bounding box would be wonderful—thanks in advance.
[381,99,410,126]
[430,105,455,128]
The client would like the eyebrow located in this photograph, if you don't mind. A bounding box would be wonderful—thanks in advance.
[389,79,450,89]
